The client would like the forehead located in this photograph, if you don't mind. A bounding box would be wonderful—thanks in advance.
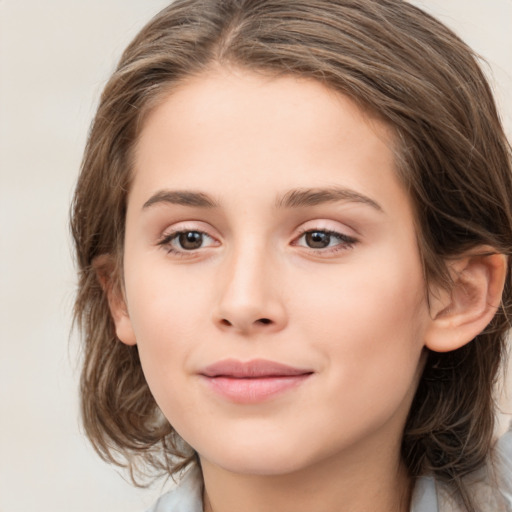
[136,68,394,152]
[130,68,408,218]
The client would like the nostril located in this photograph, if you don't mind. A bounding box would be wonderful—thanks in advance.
[217,317,274,329]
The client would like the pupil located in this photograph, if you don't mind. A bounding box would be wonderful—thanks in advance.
[179,231,203,250]
[306,231,330,248]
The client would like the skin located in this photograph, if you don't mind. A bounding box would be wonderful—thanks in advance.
[109,68,505,512]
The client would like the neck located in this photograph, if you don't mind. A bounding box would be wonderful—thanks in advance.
[201,440,412,512]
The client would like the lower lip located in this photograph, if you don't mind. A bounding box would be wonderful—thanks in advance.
[202,374,311,403]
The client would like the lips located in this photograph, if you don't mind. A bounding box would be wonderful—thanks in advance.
[199,359,313,403]
[200,358,312,378]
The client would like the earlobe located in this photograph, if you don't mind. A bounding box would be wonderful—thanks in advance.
[93,254,137,346]
[424,250,507,353]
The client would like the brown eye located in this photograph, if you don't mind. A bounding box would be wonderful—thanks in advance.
[158,228,218,255]
[177,231,204,250]
[294,228,358,255]
[305,231,331,248]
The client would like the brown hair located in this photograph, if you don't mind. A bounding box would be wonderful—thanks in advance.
[71,0,512,508]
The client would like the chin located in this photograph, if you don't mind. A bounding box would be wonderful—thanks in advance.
[196,435,320,476]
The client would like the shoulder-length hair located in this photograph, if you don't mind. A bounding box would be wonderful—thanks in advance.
[71,1,512,509]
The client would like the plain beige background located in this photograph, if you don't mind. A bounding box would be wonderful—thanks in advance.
[0,1,511,511]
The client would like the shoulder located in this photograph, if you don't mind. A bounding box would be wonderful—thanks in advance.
[437,429,512,512]
[494,429,512,509]
[146,465,203,512]
[411,429,512,512]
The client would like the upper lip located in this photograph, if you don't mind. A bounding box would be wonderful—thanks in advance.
[199,358,313,378]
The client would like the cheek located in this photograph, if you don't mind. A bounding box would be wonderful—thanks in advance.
[122,263,208,391]
[294,249,427,334]
[292,252,428,399]
[125,255,208,335]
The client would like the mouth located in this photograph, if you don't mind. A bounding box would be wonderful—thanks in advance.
[199,359,314,403]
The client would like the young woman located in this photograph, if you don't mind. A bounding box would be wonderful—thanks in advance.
[71,1,512,510]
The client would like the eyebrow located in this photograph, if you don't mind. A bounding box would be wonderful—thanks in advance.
[275,187,383,211]
[143,190,219,209]
[142,187,383,212]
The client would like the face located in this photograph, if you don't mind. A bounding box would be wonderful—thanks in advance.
[116,68,432,476]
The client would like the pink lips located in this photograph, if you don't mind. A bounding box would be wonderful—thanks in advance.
[199,359,313,403]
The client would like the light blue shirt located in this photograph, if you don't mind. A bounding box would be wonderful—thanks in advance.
[147,431,512,512]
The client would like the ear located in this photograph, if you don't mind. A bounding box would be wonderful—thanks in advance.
[425,249,507,353]
[93,254,137,346]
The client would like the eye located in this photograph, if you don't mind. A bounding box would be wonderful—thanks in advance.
[175,231,206,250]
[294,229,357,253]
[303,231,334,249]
[158,229,217,254]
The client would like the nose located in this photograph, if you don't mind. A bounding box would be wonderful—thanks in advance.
[212,242,288,335]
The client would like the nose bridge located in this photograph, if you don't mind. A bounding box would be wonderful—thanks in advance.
[213,234,286,333]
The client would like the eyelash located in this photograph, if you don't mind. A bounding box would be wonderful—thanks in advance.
[157,229,216,257]
[293,228,358,254]
[157,228,358,257]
